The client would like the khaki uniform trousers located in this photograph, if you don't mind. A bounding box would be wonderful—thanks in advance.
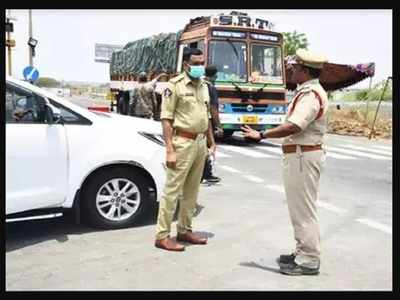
[282,147,326,269]
[155,134,208,240]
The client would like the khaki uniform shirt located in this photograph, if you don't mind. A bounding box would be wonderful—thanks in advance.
[161,72,211,134]
[283,79,329,146]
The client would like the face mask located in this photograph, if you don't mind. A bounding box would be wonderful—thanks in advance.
[188,65,205,79]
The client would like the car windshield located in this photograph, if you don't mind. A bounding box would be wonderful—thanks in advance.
[208,40,247,83]
[250,44,283,84]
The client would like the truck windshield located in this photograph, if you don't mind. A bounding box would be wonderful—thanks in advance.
[208,40,247,83]
[250,44,283,84]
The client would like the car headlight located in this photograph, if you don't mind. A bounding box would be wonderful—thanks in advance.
[138,132,165,146]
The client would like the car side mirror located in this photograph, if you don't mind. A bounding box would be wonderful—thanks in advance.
[45,104,64,125]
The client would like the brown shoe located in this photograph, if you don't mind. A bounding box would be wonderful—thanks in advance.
[155,237,185,251]
[177,231,207,245]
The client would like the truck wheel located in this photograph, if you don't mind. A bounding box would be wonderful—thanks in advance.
[245,137,261,144]
[81,167,153,229]
[223,130,234,139]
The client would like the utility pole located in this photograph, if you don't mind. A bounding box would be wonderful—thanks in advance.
[368,76,392,140]
[29,9,33,66]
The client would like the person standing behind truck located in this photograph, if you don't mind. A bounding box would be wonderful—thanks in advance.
[129,72,157,119]
[202,65,223,184]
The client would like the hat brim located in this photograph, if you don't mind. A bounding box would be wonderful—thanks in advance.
[285,61,375,91]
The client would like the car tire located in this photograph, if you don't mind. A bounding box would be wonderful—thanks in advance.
[81,167,153,229]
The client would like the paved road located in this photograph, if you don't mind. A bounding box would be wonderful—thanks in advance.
[6,133,392,290]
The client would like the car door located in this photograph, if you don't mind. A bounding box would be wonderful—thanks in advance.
[5,82,68,215]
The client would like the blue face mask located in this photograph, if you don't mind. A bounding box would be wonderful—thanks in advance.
[188,65,205,79]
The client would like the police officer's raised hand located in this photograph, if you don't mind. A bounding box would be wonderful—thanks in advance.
[241,125,262,141]
[166,150,177,169]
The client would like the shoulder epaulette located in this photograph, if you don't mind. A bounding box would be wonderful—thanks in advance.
[170,73,184,84]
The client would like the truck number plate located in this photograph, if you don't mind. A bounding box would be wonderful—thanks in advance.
[242,115,258,124]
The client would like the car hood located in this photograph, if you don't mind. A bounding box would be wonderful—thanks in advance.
[94,112,163,135]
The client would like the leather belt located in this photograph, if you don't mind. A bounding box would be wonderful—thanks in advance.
[175,129,207,140]
[282,144,323,154]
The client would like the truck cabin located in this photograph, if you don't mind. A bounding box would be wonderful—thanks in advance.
[177,12,286,104]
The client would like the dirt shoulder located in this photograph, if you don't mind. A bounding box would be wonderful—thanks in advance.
[327,102,392,140]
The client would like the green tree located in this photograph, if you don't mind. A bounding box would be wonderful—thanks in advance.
[36,77,60,88]
[282,31,309,57]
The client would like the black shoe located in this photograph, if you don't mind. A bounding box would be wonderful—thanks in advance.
[279,261,320,276]
[276,253,296,266]
[206,175,221,183]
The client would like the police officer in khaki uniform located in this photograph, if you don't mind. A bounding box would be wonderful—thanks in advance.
[155,48,216,251]
[242,49,329,275]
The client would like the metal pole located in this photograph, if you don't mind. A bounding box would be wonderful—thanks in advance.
[29,9,33,67]
[368,77,392,140]
[7,10,12,76]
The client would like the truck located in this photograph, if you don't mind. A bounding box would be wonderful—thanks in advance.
[109,11,376,137]
[109,11,288,138]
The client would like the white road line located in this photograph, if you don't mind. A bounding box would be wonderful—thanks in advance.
[260,141,282,147]
[326,146,391,160]
[356,218,392,235]
[266,184,285,194]
[341,144,392,156]
[257,146,356,160]
[326,152,357,160]
[218,165,241,174]
[370,144,392,151]
[254,146,282,155]
[317,201,348,215]
[219,145,275,158]
[243,174,264,183]
[215,150,231,158]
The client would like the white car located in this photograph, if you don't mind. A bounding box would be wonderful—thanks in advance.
[6,76,166,229]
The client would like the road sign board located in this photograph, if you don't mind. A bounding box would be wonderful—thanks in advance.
[23,66,39,82]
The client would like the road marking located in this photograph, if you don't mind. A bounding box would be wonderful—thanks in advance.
[243,174,264,183]
[260,141,282,147]
[266,184,285,194]
[370,144,392,151]
[341,144,392,156]
[317,201,348,215]
[326,152,357,160]
[218,165,241,174]
[356,218,392,235]
[219,145,276,158]
[326,146,391,160]
[257,146,356,160]
[215,150,231,158]
[254,146,282,155]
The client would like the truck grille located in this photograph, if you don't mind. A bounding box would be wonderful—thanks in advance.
[231,103,268,113]
[217,90,285,101]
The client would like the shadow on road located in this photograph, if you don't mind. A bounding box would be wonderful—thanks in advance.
[239,261,282,274]
[6,202,208,254]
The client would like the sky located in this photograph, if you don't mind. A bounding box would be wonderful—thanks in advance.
[5,9,392,88]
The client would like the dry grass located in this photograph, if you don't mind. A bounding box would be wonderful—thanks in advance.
[327,106,392,139]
